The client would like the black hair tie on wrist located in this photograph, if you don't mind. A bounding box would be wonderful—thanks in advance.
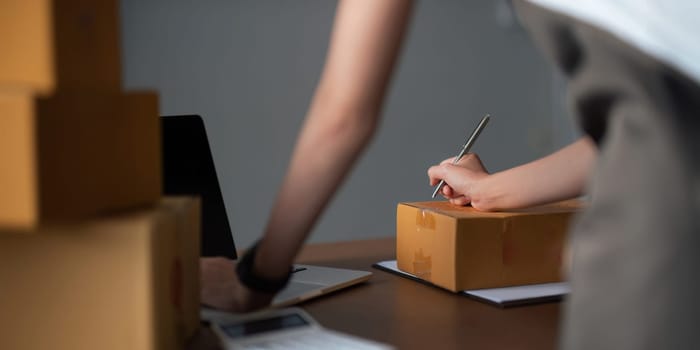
[235,241,292,294]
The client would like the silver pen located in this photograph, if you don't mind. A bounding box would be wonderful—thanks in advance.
[431,114,491,198]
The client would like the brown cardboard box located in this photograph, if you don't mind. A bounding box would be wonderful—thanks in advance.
[0,197,200,350]
[0,0,54,93]
[51,0,122,91]
[0,93,37,228]
[169,196,202,339]
[0,91,161,228]
[396,200,583,292]
[0,0,123,93]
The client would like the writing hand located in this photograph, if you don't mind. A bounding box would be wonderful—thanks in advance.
[427,153,489,207]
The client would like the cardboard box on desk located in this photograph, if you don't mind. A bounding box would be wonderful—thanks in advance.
[0,0,124,93]
[0,197,201,350]
[396,200,583,292]
[0,91,161,229]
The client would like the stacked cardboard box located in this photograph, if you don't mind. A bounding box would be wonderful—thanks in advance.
[0,0,161,228]
[1,1,200,349]
[0,0,122,93]
[0,197,201,350]
[0,91,161,227]
[396,200,583,292]
[0,0,54,93]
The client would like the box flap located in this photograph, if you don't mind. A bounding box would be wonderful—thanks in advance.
[400,199,585,218]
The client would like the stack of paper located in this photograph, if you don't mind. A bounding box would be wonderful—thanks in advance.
[373,260,569,307]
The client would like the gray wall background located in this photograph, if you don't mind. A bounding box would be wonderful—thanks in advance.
[121,0,579,249]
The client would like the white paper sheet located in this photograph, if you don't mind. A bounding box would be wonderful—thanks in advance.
[374,260,569,306]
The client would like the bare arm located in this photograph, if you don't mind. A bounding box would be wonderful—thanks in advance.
[200,0,413,312]
[428,136,597,211]
[255,0,412,278]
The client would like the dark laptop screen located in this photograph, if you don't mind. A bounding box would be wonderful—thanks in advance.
[161,115,237,259]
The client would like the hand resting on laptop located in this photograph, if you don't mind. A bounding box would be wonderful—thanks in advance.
[200,257,275,313]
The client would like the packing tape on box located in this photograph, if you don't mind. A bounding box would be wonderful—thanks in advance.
[415,209,436,231]
[412,248,433,281]
[412,209,437,280]
[502,219,515,266]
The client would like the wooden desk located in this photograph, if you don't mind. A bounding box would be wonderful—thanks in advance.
[190,238,561,349]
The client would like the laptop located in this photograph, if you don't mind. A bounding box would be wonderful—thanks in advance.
[161,115,372,316]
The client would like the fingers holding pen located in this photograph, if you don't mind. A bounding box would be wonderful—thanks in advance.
[428,163,468,193]
[449,196,470,206]
[429,154,488,184]
[427,164,466,203]
[428,156,490,205]
[438,153,488,171]
[429,115,490,205]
